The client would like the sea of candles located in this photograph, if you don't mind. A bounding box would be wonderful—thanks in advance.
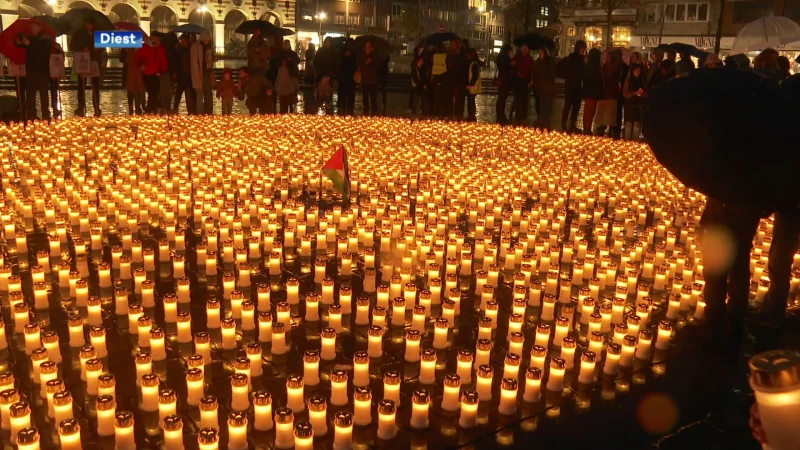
[0,114,788,448]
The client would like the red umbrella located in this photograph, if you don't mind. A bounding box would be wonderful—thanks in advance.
[115,21,148,38]
[0,18,56,64]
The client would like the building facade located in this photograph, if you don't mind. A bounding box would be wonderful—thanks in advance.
[5,0,296,55]
[555,0,638,54]
[295,0,392,49]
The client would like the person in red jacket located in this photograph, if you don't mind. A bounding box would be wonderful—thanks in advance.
[136,32,168,113]
[511,44,535,124]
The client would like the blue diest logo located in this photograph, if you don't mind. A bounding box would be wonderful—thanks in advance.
[93,31,143,48]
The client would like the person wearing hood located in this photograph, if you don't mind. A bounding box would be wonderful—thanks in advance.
[136,32,168,113]
[445,39,468,119]
[71,17,102,117]
[191,31,214,114]
[16,19,52,120]
[275,40,300,113]
[511,43,535,124]
[338,38,357,116]
[247,29,270,74]
[314,36,340,82]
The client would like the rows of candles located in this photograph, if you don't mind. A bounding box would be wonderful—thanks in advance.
[0,115,795,449]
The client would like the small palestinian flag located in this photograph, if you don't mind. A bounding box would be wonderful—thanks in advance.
[322,145,350,204]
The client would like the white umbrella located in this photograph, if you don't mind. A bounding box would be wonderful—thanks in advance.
[730,16,800,54]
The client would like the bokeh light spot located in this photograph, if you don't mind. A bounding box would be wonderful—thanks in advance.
[636,392,679,435]
[701,225,736,276]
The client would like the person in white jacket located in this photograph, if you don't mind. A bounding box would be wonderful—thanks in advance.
[191,32,214,114]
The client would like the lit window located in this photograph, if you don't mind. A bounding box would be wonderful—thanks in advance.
[540,6,549,15]
[334,12,345,24]
[567,25,576,36]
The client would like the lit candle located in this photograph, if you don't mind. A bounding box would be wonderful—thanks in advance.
[546,357,566,394]
[603,343,622,376]
[114,411,136,450]
[228,412,248,450]
[328,304,342,332]
[419,349,437,385]
[163,415,183,450]
[498,378,518,415]
[272,322,287,355]
[230,373,250,412]
[635,329,653,360]
[368,325,384,358]
[195,332,211,364]
[186,368,204,406]
[442,373,461,412]
[197,428,219,450]
[354,386,373,426]
[333,411,354,450]
[377,399,397,440]
[140,373,159,412]
[353,351,370,387]
[331,369,349,406]
[523,367,543,403]
[433,317,449,349]
[258,312,273,344]
[200,396,219,430]
[0,389,20,429]
[410,390,430,429]
[58,419,82,450]
[476,365,494,401]
[96,395,116,437]
[308,396,328,436]
[293,422,313,450]
[9,402,31,444]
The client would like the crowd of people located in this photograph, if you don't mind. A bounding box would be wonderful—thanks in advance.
[12,17,797,128]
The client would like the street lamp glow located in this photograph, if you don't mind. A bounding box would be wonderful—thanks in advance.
[317,12,327,20]
[478,6,484,12]
[199,5,208,12]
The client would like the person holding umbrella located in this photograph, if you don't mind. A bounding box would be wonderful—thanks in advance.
[16,18,51,120]
[511,43,534,124]
[71,17,101,117]
[247,28,270,75]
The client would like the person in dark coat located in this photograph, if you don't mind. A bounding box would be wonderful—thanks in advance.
[465,49,481,121]
[16,19,51,120]
[445,39,468,120]
[621,63,644,140]
[314,37,340,81]
[581,48,603,134]
[610,53,629,139]
[247,30,270,74]
[173,34,195,113]
[49,42,64,119]
[511,43,535,124]
[71,17,102,117]
[532,47,555,129]
[409,55,428,115]
[338,39,357,116]
[377,56,389,115]
[495,44,513,125]
[558,40,586,132]
[357,40,379,115]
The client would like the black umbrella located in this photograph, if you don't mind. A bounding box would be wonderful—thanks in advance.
[642,68,797,210]
[61,8,114,33]
[513,32,555,50]
[278,28,295,37]
[422,32,459,46]
[33,15,69,36]
[354,34,389,61]
[235,20,281,36]
[328,36,348,50]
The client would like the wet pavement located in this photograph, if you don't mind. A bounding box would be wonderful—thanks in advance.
[0,101,785,450]
[2,89,575,129]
